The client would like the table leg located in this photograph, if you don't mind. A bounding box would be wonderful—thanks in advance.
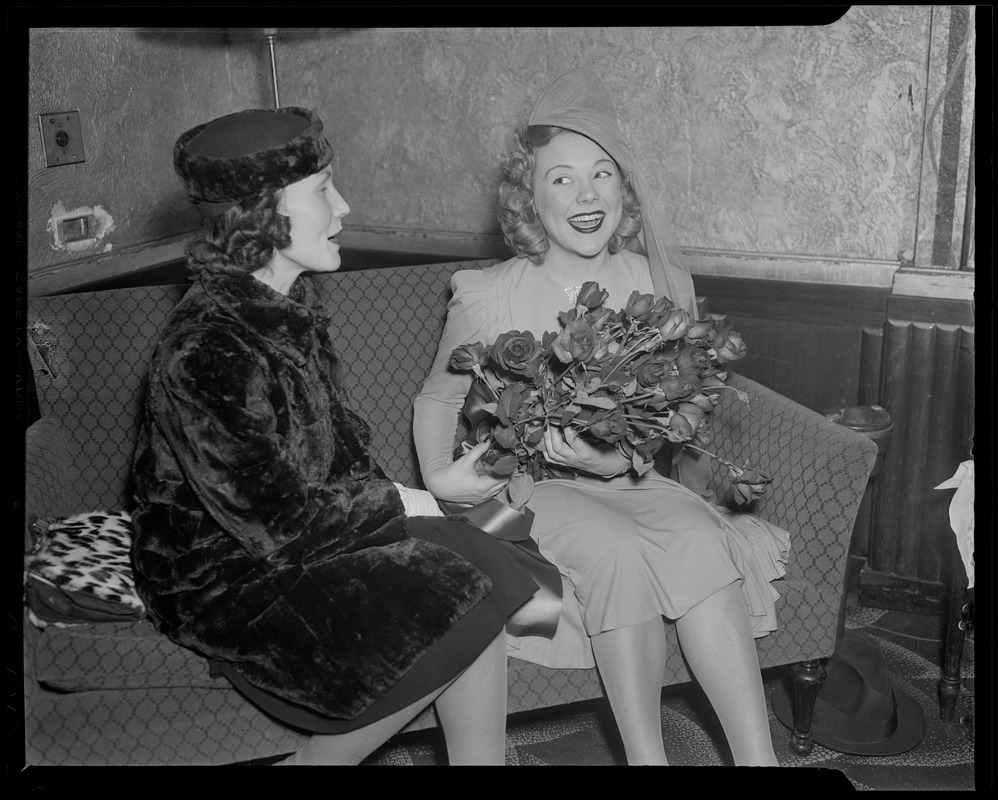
[938,538,971,722]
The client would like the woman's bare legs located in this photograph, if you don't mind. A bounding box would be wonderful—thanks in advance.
[675,582,779,766]
[434,630,508,764]
[288,631,509,765]
[592,617,670,765]
[289,687,448,765]
[590,585,778,767]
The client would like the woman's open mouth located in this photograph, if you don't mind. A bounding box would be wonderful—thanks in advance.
[567,212,605,233]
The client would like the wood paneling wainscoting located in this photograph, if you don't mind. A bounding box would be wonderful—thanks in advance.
[694,274,891,413]
[696,266,974,616]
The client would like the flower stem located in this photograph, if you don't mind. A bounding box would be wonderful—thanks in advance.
[682,443,741,475]
[598,325,661,385]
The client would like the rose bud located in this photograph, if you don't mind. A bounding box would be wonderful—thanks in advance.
[449,341,489,372]
[642,295,675,327]
[587,307,614,330]
[554,319,599,363]
[688,393,719,412]
[634,354,675,388]
[733,482,756,506]
[624,290,656,321]
[675,344,712,373]
[658,309,692,341]
[715,329,747,362]
[551,337,574,364]
[576,281,609,310]
[658,375,698,400]
[587,408,627,444]
[732,469,772,506]
[490,330,545,378]
[684,318,715,342]
[675,402,706,435]
[669,411,695,439]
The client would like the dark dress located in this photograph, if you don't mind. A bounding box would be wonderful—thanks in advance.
[131,268,535,731]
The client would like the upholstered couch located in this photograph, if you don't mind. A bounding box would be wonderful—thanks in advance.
[23,258,878,766]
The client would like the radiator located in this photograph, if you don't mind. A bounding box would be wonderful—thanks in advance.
[866,320,975,585]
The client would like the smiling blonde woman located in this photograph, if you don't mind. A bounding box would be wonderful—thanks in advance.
[415,69,789,767]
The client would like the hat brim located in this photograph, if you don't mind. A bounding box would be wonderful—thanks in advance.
[771,675,925,756]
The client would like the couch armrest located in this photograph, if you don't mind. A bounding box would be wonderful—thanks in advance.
[708,373,879,588]
[25,418,74,549]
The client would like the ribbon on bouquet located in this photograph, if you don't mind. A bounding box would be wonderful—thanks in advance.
[440,379,563,640]
[439,498,562,639]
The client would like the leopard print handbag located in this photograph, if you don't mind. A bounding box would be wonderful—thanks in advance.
[24,510,146,628]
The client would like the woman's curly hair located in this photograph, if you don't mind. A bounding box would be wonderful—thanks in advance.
[186,188,291,278]
[496,125,643,264]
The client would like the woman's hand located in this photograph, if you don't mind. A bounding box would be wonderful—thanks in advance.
[423,441,510,505]
[541,426,629,478]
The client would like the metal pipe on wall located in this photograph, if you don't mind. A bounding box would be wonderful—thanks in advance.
[264,30,280,109]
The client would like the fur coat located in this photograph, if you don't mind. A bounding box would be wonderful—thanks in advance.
[131,269,492,720]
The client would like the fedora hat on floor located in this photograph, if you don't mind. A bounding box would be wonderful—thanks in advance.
[772,629,925,755]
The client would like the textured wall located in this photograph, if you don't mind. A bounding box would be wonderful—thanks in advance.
[27,28,269,274]
[27,12,974,282]
[280,14,932,260]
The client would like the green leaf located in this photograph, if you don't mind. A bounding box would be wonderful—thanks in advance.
[492,454,519,476]
[507,471,535,509]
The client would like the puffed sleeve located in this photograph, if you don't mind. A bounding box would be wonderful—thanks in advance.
[147,323,404,563]
[413,269,488,482]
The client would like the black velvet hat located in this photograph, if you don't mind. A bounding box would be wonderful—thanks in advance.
[772,629,925,756]
[174,106,334,216]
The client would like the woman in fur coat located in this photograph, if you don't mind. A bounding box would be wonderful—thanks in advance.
[130,106,536,766]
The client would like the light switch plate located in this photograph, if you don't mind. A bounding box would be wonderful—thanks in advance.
[39,111,85,167]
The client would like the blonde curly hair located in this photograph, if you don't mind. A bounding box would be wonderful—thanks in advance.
[496,125,642,264]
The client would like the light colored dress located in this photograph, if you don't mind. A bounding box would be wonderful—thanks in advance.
[414,252,791,669]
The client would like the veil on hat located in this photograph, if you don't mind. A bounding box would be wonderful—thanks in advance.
[527,68,697,316]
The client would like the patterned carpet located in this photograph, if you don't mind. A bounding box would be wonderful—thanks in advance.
[361,606,977,787]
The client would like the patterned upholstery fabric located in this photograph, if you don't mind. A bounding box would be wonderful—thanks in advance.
[23,261,877,763]
[26,286,189,512]
[26,687,307,767]
[24,418,74,548]
[311,261,495,488]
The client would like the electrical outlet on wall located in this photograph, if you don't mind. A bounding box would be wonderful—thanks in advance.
[47,202,114,251]
[58,215,97,243]
[39,111,85,167]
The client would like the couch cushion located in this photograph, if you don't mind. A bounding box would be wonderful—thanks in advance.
[28,285,189,512]
[30,613,224,692]
[315,260,498,486]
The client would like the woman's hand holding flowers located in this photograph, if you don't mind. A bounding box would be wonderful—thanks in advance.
[423,440,510,506]
[541,426,629,478]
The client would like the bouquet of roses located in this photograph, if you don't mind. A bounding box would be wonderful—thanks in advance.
[449,281,772,510]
